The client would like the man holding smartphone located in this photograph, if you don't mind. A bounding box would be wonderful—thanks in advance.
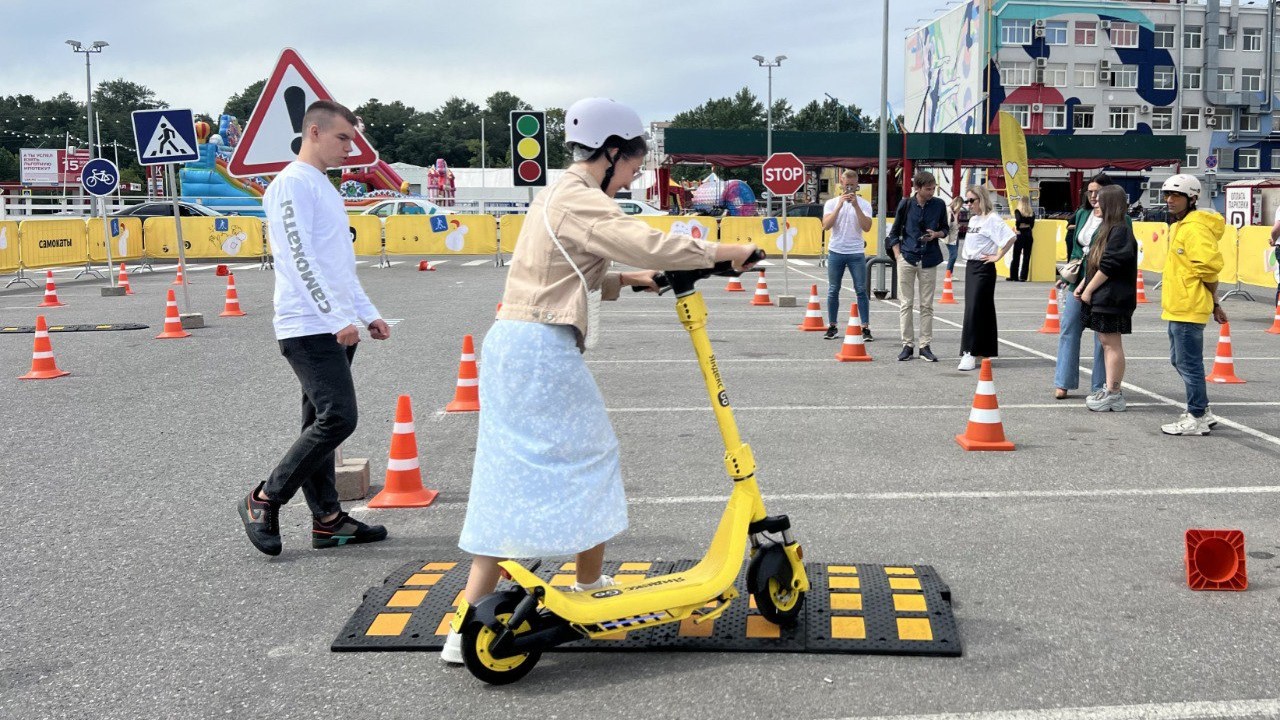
[821,170,875,340]
[886,171,949,361]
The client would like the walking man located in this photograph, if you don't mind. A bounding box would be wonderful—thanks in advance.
[822,170,875,341]
[886,171,949,361]
[238,100,392,555]
[1158,173,1226,436]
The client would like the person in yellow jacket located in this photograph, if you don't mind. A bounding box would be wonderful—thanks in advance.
[1159,174,1228,436]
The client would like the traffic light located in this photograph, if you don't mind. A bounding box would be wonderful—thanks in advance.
[510,110,547,187]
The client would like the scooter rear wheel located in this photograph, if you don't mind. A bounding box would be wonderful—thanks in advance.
[461,598,542,685]
[748,544,806,627]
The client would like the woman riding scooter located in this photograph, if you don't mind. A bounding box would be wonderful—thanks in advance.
[442,98,759,664]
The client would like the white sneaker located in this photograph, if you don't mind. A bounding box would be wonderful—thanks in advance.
[1161,412,1211,436]
[571,574,617,592]
[1203,409,1219,428]
[957,353,976,371]
[1085,390,1126,412]
[440,630,463,665]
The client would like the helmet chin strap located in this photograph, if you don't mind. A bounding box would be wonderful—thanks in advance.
[600,148,620,194]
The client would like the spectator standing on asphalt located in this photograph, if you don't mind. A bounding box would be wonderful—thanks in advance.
[945,195,968,275]
[821,170,874,341]
[442,98,760,665]
[237,100,392,557]
[1053,174,1112,399]
[1158,173,1226,436]
[1269,210,1280,305]
[1010,197,1036,282]
[886,171,949,362]
[956,185,1016,371]
[1076,185,1139,412]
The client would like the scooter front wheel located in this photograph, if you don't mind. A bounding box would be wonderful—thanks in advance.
[461,598,542,685]
[748,543,806,627]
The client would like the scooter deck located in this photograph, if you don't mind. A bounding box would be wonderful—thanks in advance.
[332,559,960,657]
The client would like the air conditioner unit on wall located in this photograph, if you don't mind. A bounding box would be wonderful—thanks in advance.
[1207,117,1220,127]
[1035,57,1048,68]
[1141,181,1152,190]
[1034,18,1046,28]
[1211,188,1221,198]
[1228,132,1239,142]
[1100,71,1112,83]
[1099,59,1111,71]
[1035,28,1046,38]
[1032,103,1044,113]
[1204,107,1216,116]
[1140,104,1151,115]
[1100,20,1112,29]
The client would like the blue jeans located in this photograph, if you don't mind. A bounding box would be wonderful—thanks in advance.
[1168,321,1208,417]
[1054,292,1106,392]
[946,242,959,273]
[827,251,870,328]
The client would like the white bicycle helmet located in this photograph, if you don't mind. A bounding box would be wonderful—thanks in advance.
[565,98,646,150]
[1161,173,1202,199]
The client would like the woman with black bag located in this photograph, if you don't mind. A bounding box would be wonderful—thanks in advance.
[1075,185,1138,412]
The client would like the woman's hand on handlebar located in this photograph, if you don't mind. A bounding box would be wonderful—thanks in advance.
[622,270,661,293]
[715,243,762,271]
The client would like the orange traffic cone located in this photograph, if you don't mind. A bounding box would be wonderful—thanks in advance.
[117,263,134,295]
[939,269,957,305]
[219,273,245,317]
[445,334,480,412]
[38,270,65,308]
[418,260,435,271]
[1135,272,1149,304]
[368,395,438,508]
[725,275,745,292]
[19,315,69,380]
[955,358,1015,451]
[155,289,190,339]
[835,298,872,362]
[1185,529,1247,591]
[798,285,826,331]
[172,262,187,286]
[750,271,773,306]
[1266,296,1280,334]
[1037,287,1061,334]
[1205,322,1245,384]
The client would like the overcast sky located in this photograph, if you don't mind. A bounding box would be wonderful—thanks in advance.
[4,0,949,125]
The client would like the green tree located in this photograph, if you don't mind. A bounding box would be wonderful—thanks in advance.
[671,87,764,130]
[480,91,531,169]
[223,80,265,122]
[791,99,873,132]
[354,98,421,159]
[0,147,17,182]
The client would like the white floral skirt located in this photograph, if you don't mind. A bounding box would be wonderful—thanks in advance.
[458,320,628,558]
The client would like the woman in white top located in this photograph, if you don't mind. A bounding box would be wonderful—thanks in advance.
[957,185,1017,371]
[1052,173,1111,399]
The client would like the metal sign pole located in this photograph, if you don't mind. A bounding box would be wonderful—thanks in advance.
[167,163,194,311]
[101,194,116,286]
[781,195,791,299]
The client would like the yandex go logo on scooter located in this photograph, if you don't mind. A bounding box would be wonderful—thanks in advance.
[761,152,805,196]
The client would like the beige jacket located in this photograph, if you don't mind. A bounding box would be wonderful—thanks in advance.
[497,166,719,346]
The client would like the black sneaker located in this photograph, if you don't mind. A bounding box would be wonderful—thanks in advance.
[238,482,282,556]
[823,324,839,340]
[862,328,873,343]
[897,345,915,361]
[313,512,388,549]
[919,345,939,362]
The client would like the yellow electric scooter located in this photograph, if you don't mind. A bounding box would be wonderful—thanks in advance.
[454,251,810,685]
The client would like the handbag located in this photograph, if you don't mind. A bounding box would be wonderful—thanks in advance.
[1057,258,1082,285]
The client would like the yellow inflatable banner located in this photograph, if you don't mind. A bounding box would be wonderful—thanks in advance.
[998,111,1031,204]
[385,214,498,255]
[348,216,383,256]
[19,219,87,268]
[0,221,19,273]
[719,216,824,256]
[142,217,265,258]
[87,217,144,263]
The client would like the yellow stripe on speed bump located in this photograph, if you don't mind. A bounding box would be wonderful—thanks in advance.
[828,565,858,575]
[367,613,412,636]
[889,577,922,591]
[831,616,866,639]
[828,575,861,590]
[422,562,456,571]
[896,617,933,641]
[892,594,927,612]
[830,593,863,611]
[436,612,454,635]
[884,567,916,576]
[387,590,427,608]
[404,573,443,586]
[619,562,652,571]
[746,616,781,638]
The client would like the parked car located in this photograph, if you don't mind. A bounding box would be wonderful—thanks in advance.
[359,198,442,217]
[777,203,826,219]
[615,199,667,216]
[114,201,223,217]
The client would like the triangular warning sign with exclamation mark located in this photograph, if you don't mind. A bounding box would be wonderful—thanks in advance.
[227,48,379,178]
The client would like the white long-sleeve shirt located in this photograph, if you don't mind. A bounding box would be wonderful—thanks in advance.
[264,161,380,340]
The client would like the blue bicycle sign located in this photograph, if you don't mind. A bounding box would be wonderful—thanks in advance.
[81,158,120,197]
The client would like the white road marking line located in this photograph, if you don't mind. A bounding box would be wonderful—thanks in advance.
[586,357,1044,364]
[788,259,814,266]
[602,402,1280,413]
[463,259,491,266]
[817,698,1280,720]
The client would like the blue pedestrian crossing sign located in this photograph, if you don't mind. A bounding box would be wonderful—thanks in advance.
[131,109,200,165]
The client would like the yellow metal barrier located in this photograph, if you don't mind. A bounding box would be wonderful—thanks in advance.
[719,216,824,256]
[348,215,383,256]
[1218,226,1238,285]
[1238,226,1277,288]
[87,218,144,263]
[0,221,19,273]
[142,217,266,259]
[636,216,720,244]
[385,214,498,255]
[19,219,88,268]
[994,219,1062,282]
[498,214,525,253]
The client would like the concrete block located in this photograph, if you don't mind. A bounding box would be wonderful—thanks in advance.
[336,457,370,501]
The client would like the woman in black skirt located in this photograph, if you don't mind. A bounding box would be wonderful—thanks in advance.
[1076,185,1138,412]
[957,185,1017,371]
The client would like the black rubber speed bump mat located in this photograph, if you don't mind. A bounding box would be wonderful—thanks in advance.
[332,560,960,656]
[1,323,149,333]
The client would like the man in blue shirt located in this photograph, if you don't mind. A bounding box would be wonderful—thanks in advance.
[886,171,949,362]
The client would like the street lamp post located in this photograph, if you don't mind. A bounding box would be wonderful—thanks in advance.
[66,40,108,163]
[824,92,840,133]
[752,54,786,216]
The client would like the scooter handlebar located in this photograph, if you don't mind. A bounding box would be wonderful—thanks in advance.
[631,249,767,295]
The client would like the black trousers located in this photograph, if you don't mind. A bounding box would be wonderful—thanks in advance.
[264,334,359,517]
[1010,237,1034,281]
[961,261,999,357]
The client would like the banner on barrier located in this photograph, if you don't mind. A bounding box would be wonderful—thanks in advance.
[637,216,718,243]
[0,221,19,273]
[18,219,87,268]
[996,219,1062,282]
[1218,226,1239,285]
[1239,226,1278,288]
[498,214,524,253]
[1134,222,1167,274]
[385,214,498,255]
[87,217,145,262]
[720,216,824,256]
[142,217,265,258]
[348,215,382,256]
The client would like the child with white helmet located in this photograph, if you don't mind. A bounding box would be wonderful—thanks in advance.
[442,98,760,664]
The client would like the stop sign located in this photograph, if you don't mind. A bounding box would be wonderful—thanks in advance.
[761,152,806,195]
